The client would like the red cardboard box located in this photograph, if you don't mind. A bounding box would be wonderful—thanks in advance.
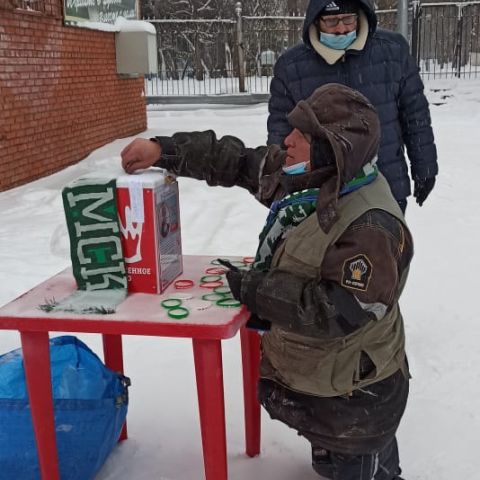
[116,171,183,294]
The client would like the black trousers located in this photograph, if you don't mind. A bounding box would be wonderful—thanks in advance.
[259,368,409,456]
[311,437,402,480]
[258,367,409,479]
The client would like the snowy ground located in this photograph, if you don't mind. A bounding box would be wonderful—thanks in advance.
[0,78,479,480]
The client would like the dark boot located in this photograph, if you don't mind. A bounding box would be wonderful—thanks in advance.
[311,446,334,478]
[311,438,402,480]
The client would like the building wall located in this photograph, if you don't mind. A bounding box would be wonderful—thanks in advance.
[0,0,147,191]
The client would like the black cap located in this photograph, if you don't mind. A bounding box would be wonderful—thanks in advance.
[321,0,359,16]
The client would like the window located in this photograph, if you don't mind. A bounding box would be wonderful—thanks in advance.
[14,0,44,13]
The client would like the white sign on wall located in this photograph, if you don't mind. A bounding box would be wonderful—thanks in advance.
[64,0,137,26]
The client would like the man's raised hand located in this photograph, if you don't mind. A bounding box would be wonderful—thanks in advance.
[121,138,162,174]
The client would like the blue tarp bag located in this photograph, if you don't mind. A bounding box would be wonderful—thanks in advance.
[0,335,130,480]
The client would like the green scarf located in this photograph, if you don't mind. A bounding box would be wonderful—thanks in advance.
[253,188,320,271]
[40,178,127,314]
[252,165,379,272]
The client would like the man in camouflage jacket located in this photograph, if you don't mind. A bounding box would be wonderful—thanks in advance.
[121,84,413,480]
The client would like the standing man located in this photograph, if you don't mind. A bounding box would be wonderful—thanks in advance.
[268,0,438,212]
[122,84,412,479]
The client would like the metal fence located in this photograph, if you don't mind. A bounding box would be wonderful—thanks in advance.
[146,18,237,96]
[412,1,480,79]
[145,1,480,98]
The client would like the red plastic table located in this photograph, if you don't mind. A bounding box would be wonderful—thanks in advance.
[0,255,261,480]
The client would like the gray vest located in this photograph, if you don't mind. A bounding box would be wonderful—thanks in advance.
[261,174,411,397]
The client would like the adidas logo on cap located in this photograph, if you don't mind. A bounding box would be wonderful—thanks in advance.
[324,1,340,12]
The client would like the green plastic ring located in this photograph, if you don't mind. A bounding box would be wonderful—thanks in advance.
[161,298,182,309]
[202,293,226,302]
[216,298,241,308]
[167,307,189,319]
[200,274,222,283]
[213,286,231,295]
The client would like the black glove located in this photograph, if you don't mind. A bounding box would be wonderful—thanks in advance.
[216,259,264,314]
[413,176,436,206]
[217,259,271,332]
[225,269,243,300]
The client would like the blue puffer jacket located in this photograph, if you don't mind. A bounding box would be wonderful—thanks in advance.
[267,0,438,201]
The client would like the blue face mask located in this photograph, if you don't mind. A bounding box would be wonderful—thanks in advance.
[319,30,357,50]
[282,161,308,175]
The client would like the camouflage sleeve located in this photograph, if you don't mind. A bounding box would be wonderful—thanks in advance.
[154,130,271,195]
[253,267,378,337]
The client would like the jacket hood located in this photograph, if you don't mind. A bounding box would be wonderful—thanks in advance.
[302,0,377,46]
[287,83,381,232]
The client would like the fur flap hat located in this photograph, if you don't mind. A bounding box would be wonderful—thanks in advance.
[287,83,380,232]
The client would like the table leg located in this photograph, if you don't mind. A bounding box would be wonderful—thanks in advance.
[192,339,227,480]
[20,331,60,480]
[240,327,261,457]
[102,334,128,441]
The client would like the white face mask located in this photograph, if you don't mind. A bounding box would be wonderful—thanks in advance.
[282,161,308,175]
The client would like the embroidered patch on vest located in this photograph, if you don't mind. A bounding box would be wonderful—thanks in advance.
[341,254,372,291]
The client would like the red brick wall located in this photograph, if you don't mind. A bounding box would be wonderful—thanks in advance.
[0,0,147,191]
